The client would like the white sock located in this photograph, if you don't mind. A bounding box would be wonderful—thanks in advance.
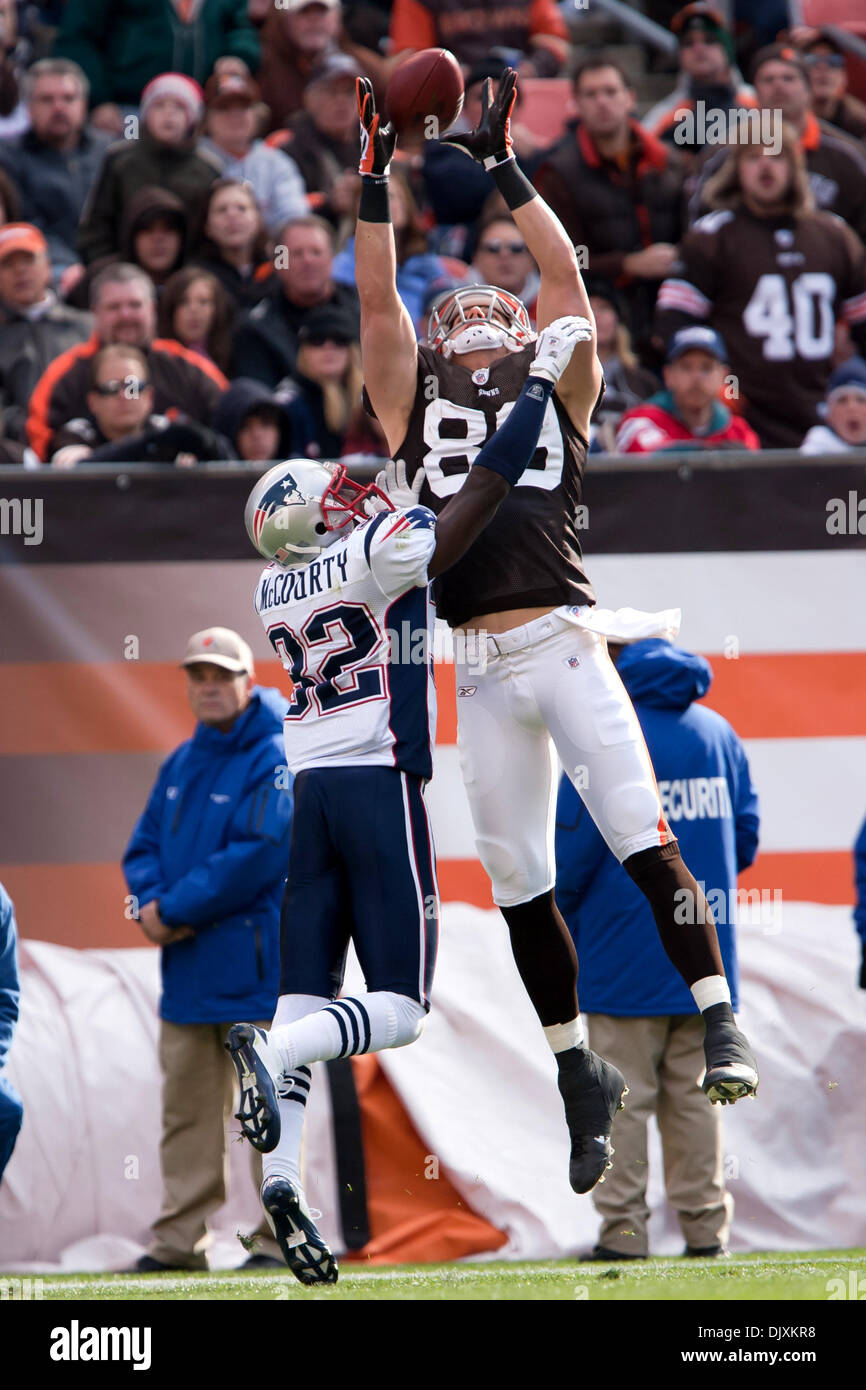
[269,991,426,1074]
[543,1017,586,1054]
[691,975,731,1011]
[262,994,328,1188]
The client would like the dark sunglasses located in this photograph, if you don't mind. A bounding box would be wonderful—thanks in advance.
[92,377,151,396]
[805,53,845,69]
[480,239,527,255]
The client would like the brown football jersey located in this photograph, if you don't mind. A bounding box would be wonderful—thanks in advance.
[654,206,866,447]
[388,342,596,628]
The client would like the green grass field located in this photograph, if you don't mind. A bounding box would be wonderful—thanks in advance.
[21,1250,866,1301]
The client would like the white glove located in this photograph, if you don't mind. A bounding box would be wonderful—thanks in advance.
[528,315,594,385]
[373,457,425,509]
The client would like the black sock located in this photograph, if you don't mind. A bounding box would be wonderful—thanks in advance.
[500,889,579,1027]
[623,842,726,988]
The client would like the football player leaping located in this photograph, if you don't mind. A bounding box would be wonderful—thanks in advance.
[225,315,588,1284]
[353,69,759,1199]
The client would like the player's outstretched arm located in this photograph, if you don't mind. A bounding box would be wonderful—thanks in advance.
[441,69,602,435]
[355,77,419,454]
[428,317,589,578]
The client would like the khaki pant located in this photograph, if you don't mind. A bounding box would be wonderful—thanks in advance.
[148,1019,280,1268]
[587,1014,733,1257]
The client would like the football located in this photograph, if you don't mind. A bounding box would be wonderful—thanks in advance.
[385,48,464,138]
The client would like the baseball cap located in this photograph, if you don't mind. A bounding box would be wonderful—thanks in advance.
[204,71,261,107]
[308,54,361,87]
[671,3,733,60]
[181,627,255,675]
[666,325,728,363]
[750,43,809,84]
[297,304,358,345]
[826,358,866,401]
[0,223,47,261]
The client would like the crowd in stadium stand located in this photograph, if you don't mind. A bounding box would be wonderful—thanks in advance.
[0,0,865,467]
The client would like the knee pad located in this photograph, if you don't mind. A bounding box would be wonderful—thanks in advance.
[475,835,552,907]
[603,780,665,841]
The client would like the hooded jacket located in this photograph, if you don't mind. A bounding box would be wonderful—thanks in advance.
[213,377,295,457]
[616,388,761,453]
[122,686,292,1024]
[555,640,759,1016]
[77,129,221,266]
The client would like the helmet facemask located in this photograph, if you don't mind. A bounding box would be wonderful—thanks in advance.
[428,285,534,358]
[246,460,393,567]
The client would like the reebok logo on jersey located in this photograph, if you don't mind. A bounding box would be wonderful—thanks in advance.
[564,656,581,669]
[210,793,231,804]
[457,686,477,697]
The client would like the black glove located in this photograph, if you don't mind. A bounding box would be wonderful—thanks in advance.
[441,67,517,170]
[356,76,396,179]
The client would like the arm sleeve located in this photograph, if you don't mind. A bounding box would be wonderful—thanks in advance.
[122,765,170,910]
[614,409,671,454]
[0,891,20,1069]
[366,506,438,599]
[729,734,760,873]
[389,0,436,53]
[158,777,293,927]
[554,776,610,922]
[854,816,866,948]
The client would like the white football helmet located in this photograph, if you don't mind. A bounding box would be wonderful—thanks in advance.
[244,459,391,566]
[427,285,535,358]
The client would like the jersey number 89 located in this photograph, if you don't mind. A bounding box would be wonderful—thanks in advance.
[421,397,564,497]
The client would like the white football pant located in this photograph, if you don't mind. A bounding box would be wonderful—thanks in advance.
[454,607,671,907]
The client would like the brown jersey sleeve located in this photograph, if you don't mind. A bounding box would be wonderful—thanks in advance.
[653,214,724,346]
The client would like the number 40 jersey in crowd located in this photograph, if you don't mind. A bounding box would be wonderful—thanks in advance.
[254,506,438,779]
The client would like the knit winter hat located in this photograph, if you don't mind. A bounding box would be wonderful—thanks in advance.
[140,73,205,127]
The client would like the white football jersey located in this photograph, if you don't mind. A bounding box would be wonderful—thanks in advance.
[254,506,438,777]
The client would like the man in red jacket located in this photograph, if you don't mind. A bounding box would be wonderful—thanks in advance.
[616,327,761,454]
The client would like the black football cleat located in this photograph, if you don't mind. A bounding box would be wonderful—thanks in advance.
[557,1048,628,1195]
[702,1019,759,1105]
[225,1023,281,1152]
[262,1178,339,1286]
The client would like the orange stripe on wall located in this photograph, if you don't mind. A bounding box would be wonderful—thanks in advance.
[2,853,853,949]
[0,652,864,756]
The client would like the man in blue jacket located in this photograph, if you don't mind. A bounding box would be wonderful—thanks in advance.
[555,633,759,1260]
[0,882,23,1188]
[123,626,293,1271]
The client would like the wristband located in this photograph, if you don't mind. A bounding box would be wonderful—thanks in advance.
[359,175,391,223]
[491,158,537,211]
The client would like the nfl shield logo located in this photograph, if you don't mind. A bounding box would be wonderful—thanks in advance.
[565,656,581,669]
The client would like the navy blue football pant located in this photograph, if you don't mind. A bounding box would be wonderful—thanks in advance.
[279,766,439,1008]
[0,1073,23,1186]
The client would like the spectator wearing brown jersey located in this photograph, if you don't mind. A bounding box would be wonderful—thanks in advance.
[27,263,228,461]
[533,58,684,355]
[656,125,866,448]
[689,45,866,243]
[77,73,221,266]
[389,0,569,77]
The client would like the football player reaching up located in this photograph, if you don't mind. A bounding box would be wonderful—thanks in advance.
[225,314,588,1285]
[353,69,759,1201]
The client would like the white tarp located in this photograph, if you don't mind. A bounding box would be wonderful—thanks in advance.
[1,902,864,1270]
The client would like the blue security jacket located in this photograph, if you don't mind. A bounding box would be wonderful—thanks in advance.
[555,641,760,1016]
[123,686,292,1025]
